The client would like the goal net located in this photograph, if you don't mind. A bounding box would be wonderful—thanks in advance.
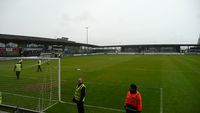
[0,57,61,112]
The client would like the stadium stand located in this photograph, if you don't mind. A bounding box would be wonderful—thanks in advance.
[0,34,200,57]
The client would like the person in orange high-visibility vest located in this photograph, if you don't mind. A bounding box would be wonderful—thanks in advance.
[124,84,142,113]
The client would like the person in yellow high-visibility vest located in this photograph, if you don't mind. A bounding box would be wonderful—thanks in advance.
[37,60,42,72]
[19,59,23,67]
[0,92,2,104]
[72,78,86,113]
[14,62,22,80]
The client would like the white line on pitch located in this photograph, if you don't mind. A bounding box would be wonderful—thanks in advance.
[42,102,59,112]
[61,101,125,112]
[2,92,124,112]
[2,92,57,102]
[160,88,163,113]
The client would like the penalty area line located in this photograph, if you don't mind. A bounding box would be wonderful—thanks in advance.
[2,92,58,102]
[42,101,59,112]
[160,88,163,113]
[60,101,125,112]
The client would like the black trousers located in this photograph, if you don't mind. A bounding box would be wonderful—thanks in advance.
[126,109,137,113]
[37,65,42,72]
[16,71,20,80]
[76,102,84,113]
[126,104,138,113]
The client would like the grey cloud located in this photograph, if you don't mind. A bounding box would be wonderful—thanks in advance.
[59,11,95,27]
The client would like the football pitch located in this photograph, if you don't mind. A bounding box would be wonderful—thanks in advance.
[1,55,200,113]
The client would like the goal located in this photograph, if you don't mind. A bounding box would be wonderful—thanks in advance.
[0,57,61,112]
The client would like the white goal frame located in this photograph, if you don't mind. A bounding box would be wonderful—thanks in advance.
[0,57,61,112]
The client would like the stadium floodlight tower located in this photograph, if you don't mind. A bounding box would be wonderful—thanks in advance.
[0,57,61,113]
[86,27,89,44]
[85,27,89,54]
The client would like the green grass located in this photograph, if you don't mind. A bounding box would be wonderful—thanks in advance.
[1,55,200,113]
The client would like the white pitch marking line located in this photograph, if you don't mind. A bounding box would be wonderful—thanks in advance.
[2,92,124,112]
[42,101,59,112]
[2,92,58,112]
[2,92,57,102]
[60,101,125,112]
[160,88,163,113]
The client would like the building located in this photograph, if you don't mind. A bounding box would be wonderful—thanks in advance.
[0,34,97,57]
[0,34,200,57]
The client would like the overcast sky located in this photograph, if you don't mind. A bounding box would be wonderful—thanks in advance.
[0,0,200,45]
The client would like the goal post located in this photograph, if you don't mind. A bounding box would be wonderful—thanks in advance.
[58,58,61,102]
[0,57,61,112]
